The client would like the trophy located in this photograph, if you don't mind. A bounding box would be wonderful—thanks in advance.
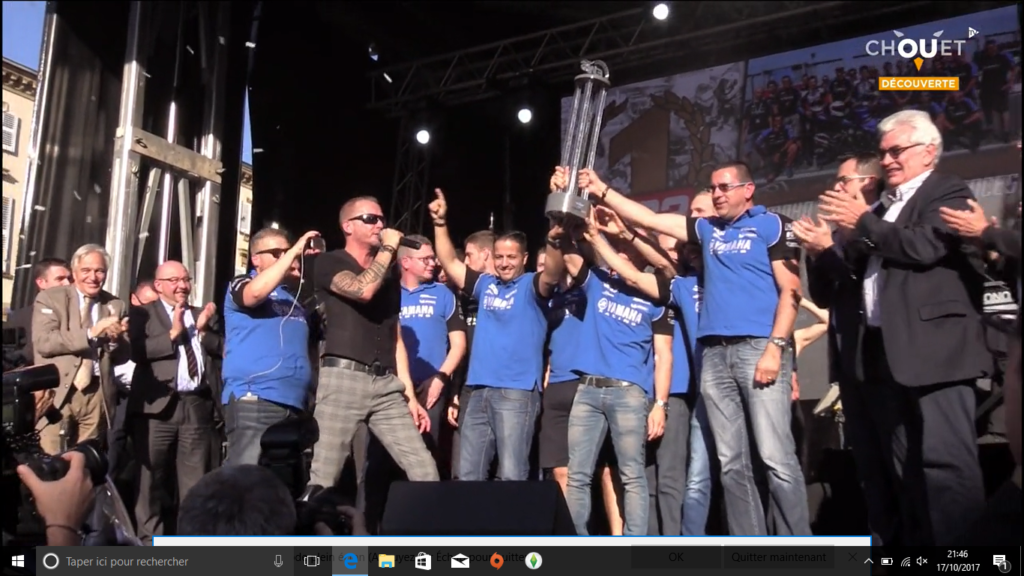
[546,60,611,221]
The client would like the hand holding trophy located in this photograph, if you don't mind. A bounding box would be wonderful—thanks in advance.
[546,60,612,224]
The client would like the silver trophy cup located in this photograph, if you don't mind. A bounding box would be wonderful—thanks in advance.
[546,60,611,221]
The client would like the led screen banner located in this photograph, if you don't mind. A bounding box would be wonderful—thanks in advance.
[742,5,1021,203]
[562,7,1020,213]
[560,62,747,214]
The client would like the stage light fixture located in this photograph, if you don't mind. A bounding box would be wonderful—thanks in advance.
[368,43,379,62]
[270,221,280,229]
[652,3,669,20]
[416,130,431,145]
[517,108,533,124]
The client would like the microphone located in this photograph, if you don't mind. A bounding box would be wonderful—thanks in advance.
[379,232,422,250]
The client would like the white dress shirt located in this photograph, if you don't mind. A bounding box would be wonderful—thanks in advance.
[862,169,933,327]
[76,289,101,376]
[160,300,205,392]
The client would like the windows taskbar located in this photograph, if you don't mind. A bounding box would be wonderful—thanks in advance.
[10,546,1017,575]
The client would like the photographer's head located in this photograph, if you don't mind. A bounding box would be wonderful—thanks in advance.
[178,465,297,536]
[33,258,71,292]
[70,245,110,299]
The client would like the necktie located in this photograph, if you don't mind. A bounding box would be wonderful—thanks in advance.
[73,297,95,390]
[181,324,200,381]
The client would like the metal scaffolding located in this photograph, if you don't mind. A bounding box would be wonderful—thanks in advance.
[105,1,231,304]
[388,116,432,236]
[368,1,864,116]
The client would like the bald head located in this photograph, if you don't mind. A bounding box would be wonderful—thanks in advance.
[340,196,382,223]
[154,260,192,305]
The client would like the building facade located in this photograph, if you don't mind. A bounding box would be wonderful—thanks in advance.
[2,58,36,320]
[3,57,257,319]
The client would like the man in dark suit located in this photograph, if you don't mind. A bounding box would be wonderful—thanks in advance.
[8,258,72,363]
[795,153,894,541]
[129,260,222,542]
[817,110,992,546]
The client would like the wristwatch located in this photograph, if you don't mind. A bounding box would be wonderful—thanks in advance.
[654,399,669,412]
[768,337,790,350]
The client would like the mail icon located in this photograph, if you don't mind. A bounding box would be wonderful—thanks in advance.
[451,554,470,568]
[379,554,396,568]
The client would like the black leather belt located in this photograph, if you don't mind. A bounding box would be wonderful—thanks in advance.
[321,356,392,377]
[580,375,634,388]
[697,335,755,347]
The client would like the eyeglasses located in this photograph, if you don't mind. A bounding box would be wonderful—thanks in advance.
[878,143,924,160]
[406,256,435,265]
[709,182,752,193]
[255,248,288,258]
[157,276,192,284]
[833,175,875,187]
[348,214,386,226]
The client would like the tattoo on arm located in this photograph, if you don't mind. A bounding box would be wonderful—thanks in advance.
[329,259,389,300]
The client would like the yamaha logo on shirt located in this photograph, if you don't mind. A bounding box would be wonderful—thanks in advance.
[402,293,438,319]
[597,297,645,327]
[709,227,752,255]
[693,284,703,314]
[482,283,516,311]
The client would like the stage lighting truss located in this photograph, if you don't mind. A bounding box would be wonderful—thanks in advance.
[367,0,878,116]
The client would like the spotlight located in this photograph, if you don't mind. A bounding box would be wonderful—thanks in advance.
[368,43,379,62]
[517,108,533,124]
[652,3,669,20]
[415,129,431,145]
[269,221,280,229]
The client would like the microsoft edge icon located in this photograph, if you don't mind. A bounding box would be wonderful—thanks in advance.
[343,553,358,569]
[525,552,543,570]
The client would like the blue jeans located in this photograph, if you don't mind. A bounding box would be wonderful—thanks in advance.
[701,338,810,535]
[224,395,301,466]
[682,393,716,535]
[565,384,649,535]
[458,386,540,481]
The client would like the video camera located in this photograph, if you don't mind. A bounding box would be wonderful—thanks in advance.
[2,327,112,545]
[253,414,354,535]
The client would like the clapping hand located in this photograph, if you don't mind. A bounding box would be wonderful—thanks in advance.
[818,188,870,230]
[196,302,216,333]
[939,199,990,239]
[169,303,186,341]
[791,215,834,255]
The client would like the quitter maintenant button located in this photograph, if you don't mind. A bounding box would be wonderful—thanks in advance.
[878,77,960,90]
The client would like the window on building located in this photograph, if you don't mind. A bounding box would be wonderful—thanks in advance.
[2,196,13,274]
[3,111,20,154]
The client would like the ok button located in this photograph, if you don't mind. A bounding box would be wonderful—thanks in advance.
[630,547,722,570]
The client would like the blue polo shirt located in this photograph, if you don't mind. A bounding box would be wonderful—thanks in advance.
[546,285,586,385]
[689,206,797,338]
[222,272,312,411]
[400,281,465,384]
[570,267,672,394]
[465,269,548,391]
[668,273,702,394]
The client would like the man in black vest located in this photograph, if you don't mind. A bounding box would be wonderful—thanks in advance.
[308,196,438,493]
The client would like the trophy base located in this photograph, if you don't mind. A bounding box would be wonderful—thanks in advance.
[545,192,590,221]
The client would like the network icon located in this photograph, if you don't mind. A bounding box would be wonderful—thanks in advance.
[901,558,912,567]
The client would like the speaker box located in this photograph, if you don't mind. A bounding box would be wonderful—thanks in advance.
[381,481,577,535]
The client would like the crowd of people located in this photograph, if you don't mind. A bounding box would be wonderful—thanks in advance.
[742,39,1018,181]
[8,109,1021,547]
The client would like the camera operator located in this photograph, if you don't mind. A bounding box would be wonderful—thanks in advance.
[177,464,369,536]
[7,258,71,362]
[307,196,438,492]
[16,452,96,546]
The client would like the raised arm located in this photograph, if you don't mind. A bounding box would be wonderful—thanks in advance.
[583,208,665,303]
[594,205,676,280]
[321,232,401,304]
[428,188,469,291]
[569,168,690,243]
[239,231,321,308]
